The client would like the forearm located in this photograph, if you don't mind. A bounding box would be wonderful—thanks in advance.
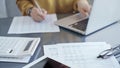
[16,0,34,15]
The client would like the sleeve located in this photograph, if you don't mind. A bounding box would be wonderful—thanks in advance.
[16,0,34,16]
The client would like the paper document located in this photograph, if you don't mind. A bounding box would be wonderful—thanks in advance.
[0,36,41,63]
[44,42,120,68]
[8,14,60,34]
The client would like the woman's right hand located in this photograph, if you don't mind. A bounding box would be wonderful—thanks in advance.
[30,7,47,22]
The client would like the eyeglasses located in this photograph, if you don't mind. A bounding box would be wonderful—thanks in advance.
[97,44,120,59]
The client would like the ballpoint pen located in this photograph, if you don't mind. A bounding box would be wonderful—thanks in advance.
[34,0,42,11]
[97,44,120,59]
[34,0,45,19]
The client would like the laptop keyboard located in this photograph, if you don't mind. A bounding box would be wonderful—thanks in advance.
[69,18,89,31]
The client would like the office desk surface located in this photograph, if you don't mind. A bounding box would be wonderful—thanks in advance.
[85,21,120,63]
[0,15,85,68]
[0,14,120,68]
[85,21,120,47]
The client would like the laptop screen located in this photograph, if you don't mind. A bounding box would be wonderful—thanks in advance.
[86,0,120,35]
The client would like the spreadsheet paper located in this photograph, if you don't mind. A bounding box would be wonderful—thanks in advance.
[8,14,60,34]
[44,42,120,68]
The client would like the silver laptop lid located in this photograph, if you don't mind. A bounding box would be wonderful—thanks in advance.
[86,0,120,35]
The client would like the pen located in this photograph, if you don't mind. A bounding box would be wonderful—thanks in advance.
[34,0,42,11]
[34,0,46,19]
[97,44,120,59]
[97,48,113,59]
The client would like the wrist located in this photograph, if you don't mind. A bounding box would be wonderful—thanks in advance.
[27,7,33,16]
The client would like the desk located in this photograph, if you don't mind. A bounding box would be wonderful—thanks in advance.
[85,21,120,47]
[0,14,120,68]
[0,14,85,68]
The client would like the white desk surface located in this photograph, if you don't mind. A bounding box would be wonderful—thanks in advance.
[85,21,120,47]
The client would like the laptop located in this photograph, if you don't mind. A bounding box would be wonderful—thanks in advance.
[55,0,120,35]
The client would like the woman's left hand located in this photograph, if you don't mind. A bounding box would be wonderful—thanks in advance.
[77,0,91,16]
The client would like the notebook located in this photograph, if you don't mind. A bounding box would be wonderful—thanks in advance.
[55,0,120,35]
[43,42,120,68]
[0,36,40,63]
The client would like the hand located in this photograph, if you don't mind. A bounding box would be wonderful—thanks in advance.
[30,7,47,22]
[77,0,91,16]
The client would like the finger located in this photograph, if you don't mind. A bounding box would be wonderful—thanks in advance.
[78,8,88,17]
[40,9,47,19]
[42,8,47,14]
[37,14,44,20]
[36,15,44,21]
[83,9,89,16]
[37,14,45,20]
[36,8,45,19]
[37,9,47,19]
[32,15,44,22]
[84,5,92,15]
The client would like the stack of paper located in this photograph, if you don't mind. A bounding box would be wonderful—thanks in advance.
[8,14,60,34]
[44,42,120,68]
[0,36,41,63]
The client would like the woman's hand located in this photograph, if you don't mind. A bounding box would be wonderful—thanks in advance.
[77,0,91,16]
[30,7,47,22]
